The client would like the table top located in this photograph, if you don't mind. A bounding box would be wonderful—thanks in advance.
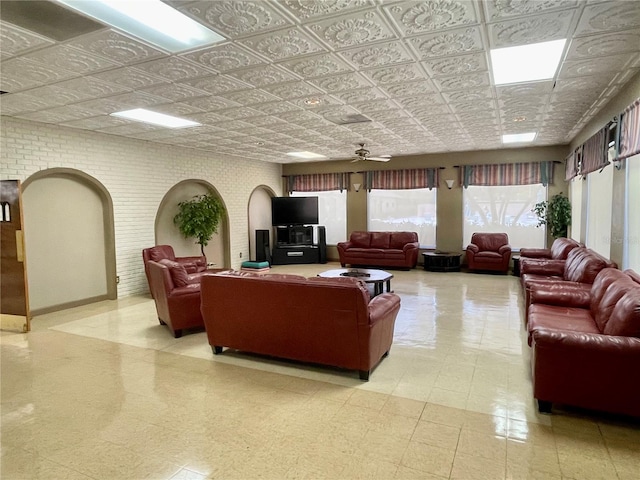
[318,268,393,283]
[422,251,462,258]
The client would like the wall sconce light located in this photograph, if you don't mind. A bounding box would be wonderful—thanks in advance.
[445,179,455,189]
[353,183,361,192]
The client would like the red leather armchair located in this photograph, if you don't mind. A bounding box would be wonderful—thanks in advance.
[527,268,640,417]
[466,233,511,273]
[146,259,205,338]
[142,245,207,297]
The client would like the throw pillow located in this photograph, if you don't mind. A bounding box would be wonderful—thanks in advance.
[158,259,189,287]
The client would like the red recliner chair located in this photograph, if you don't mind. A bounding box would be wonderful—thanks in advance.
[142,245,207,297]
[466,232,511,273]
[146,259,205,338]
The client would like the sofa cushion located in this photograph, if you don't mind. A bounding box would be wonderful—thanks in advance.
[550,237,581,260]
[159,259,189,287]
[603,290,640,337]
[528,304,600,338]
[390,232,417,249]
[590,270,634,332]
[564,248,614,283]
[149,245,173,262]
[370,232,391,249]
[350,231,371,248]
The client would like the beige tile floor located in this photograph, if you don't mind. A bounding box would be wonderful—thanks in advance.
[1,262,639,479]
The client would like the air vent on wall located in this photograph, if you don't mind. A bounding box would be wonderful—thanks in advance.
[325,113,372,125]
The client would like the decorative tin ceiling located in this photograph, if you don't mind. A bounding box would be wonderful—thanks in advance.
[1,0,639,163]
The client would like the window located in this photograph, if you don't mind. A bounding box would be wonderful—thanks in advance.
[463,184,546,249]
[586,165,613,258]
[290,190,346,245]
[624,154,640,270]
[367,188,437,248]
[569,176,583,242]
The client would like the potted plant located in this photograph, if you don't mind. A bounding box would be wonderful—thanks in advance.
[173,190,225,256]
[533,193,572,238]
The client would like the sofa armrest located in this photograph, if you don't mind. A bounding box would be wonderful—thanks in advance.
[177,256,206,273]
[168,284,201,298]
[466,244,479,254]
[532,328,640,356]
[529,283,592,309]
[403,242,419,252]
[520,248,551,258]
[520,258,565,277]
[337,241,352,250]
[498,244,512,255]
[367,293,401,326]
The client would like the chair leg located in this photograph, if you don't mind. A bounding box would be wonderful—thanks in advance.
[173,330,182,339]
[158,318,166,325]
[359,370,370,381]
[212,346,223,354]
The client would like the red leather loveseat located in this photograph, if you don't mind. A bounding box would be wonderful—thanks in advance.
[527,268,640,417]
[200,271,401,380]
[520,247,617,318]
[337,231,419,269]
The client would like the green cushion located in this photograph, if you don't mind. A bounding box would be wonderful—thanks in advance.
[241,261,269,269]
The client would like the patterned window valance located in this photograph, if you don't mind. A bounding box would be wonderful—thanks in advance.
[616,98,640,161]
[580,127,609,175]
[285,172,350,193]
[565,149,579,181]
[461,161,554,188]
[362,168,439,191]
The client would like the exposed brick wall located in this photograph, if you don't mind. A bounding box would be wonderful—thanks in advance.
[1,117,282,297]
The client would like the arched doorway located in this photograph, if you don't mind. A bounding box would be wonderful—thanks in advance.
[248,185,276,261]
[22,168,116,314]
[156,180,230,268]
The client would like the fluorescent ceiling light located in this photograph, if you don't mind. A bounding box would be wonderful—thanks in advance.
[56,0,225,52]
[491,39,566,85]
[286,151,327,159]
[503,132,537,144]
[111,109,200,128]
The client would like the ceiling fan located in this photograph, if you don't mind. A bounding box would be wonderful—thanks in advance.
[350,143,391,162]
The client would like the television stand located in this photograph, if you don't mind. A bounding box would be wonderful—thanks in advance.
[272,225,326,265]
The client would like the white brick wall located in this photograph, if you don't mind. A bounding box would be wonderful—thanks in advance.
[1,117,282,297]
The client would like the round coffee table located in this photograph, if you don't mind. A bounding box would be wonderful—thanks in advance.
[318,268,393,296]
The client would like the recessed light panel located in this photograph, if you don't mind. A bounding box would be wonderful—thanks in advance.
[111,109,200,128]
[502,132,537,144]
[286,151,327,159]
[56,0,225,52]
[491,39,566,85]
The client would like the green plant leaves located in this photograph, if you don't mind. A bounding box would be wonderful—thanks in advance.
[532,193,571,238]
[173,190,225,254]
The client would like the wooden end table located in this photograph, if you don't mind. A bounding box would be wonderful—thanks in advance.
[422,252,462,272]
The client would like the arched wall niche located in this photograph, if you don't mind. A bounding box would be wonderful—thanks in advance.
[156,180,230,269]
[248,185,276,261]
[22,168,117,315]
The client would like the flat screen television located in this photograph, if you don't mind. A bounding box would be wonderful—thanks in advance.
[271,196,318,226]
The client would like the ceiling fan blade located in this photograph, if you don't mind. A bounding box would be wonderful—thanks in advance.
[350,158,361,163]
[368,156,391,162]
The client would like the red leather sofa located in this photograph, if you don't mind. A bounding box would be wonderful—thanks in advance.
[337,231,419,269]
[142,245,207,297]
[200,271,401,380]
[527,268,640,417]
[466,232,511,273]
[519,237,581,261]
[520,247,618,319]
